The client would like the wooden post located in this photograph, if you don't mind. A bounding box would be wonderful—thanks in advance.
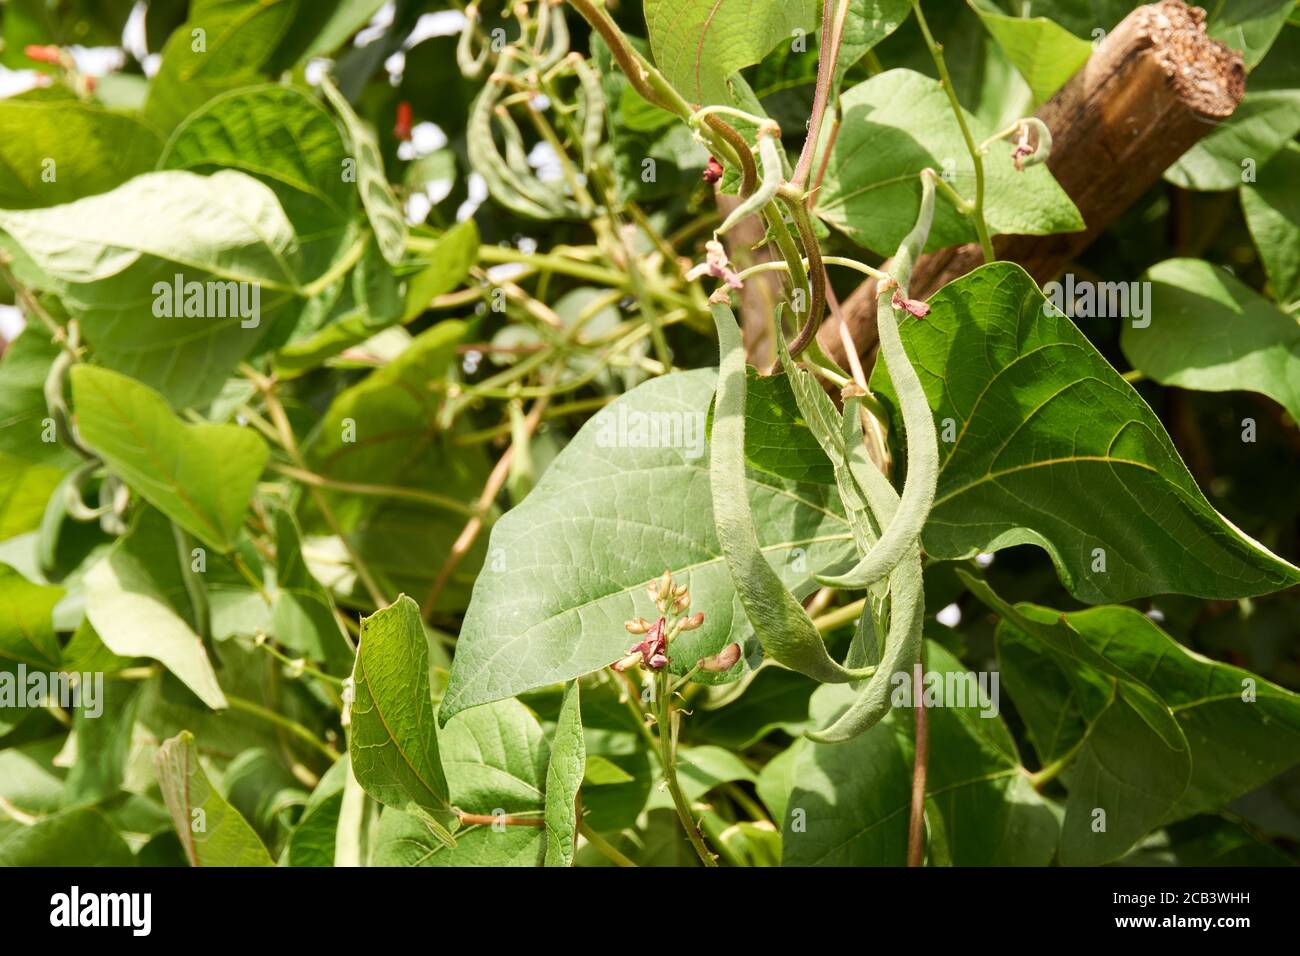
[817,0,1246,369]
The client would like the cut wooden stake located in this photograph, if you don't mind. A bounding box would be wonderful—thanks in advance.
[818,0,1246,369]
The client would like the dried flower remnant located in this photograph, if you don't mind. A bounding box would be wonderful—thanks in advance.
[891,289,931,319]
[703,156,724,184]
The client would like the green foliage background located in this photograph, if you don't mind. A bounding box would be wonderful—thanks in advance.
[0,0,1298,868]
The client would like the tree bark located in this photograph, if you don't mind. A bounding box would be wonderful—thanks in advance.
[818,0,1246,369]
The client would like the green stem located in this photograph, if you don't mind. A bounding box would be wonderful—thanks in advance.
[655,670,718,866]
[579,821,638,867]
[225,695,340,763]
[909,0,995,262]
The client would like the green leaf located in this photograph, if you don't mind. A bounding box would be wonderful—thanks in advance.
[154,730,276,866]
[0,170,303,408]
[0,326,78,470]
[374,697,548,866]
[71,365,269,553]
[144,0,298,134]
[84,509,226,710]
[348,595,456,838]
[0,807,135,866]
[991,592,1300,821]
[1207,0,1296,68]
[690,666,817,749]
[1242,141,1300,303]
[728,368,834,485]
[266,0,388,69]
[783,641,1058,865]
[644,0,820,105]
[967,0,1093,103]
[873,262,1300,602]
[1165,90,1300,191]
[159,84,358,283]
[402,221,479,322]
[817,69,1083,256]
[0,93,162,209]
[0,562,62,669]
[1054,685,1191,866]
[543,680,585,867]
[321,77,406,266]
[282,756,350,867]
[443,369,857,720]
[0,453,64,542]
[835,0,912,89]
[270,507,354,673]
[1121,258,1300,420]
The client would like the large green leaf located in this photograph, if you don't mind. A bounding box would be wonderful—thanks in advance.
[155,730,276,866]
[348,595,455,836]
[0,326,79,470]
[84,509,226,710]
[993,595,1300,822]
[0,807,134,866]
[1121,258,1300,420]
[72,365,268,553]
[873,262,1300,602]
[543,680,585,867]
[967,0,1093,103]
[816,69,1083,255]
[783,641,1059,866]
[836,1,912,88]
[282,756,349,867]
[0,562,62,669]
[145,0,298,134]
[443,370,857,720]
[159,84,357,283]
[1165,90,1300,191]
[0,93,162,209]
[644,0,820,105]
[1242,141,1300,304]
[374,697,549,866]
[0,170,303,408]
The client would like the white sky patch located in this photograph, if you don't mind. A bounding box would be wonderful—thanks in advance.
[355,1,396,47]
[142,53,162,78]
[974,552,995,568]
[426,178,453,206]
[0,67,44,99]
[68,46,127,77]
[1145,607,1166,623]
[936,603,962,629]
[487,262,529,283]
[396,122,446,160]
[122,2,149,62]
[528,141,564,183]
[0,305,26,341]
[405,191,432,225]
[517,236,538,255]
[406,11,467,45]
[457,172,487,221]
[304,58,332,86]
[384,49,405,83]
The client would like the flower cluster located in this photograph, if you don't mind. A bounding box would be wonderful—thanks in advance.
[611,569,703,673]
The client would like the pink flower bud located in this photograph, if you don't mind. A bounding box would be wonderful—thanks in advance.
[698,642,741,673]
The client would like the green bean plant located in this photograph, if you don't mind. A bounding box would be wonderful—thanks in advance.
[0,0,1298,868]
